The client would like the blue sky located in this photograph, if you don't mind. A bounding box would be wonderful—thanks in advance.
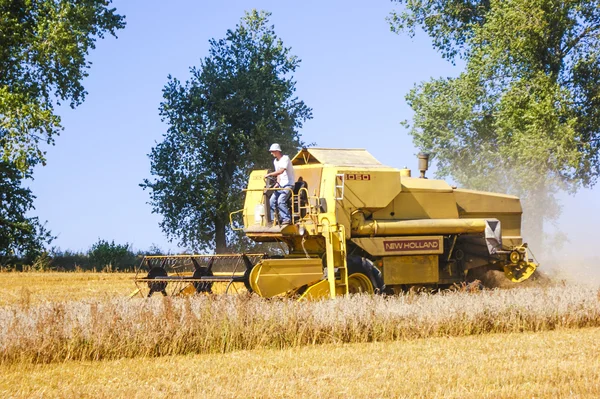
[28,0,600,265]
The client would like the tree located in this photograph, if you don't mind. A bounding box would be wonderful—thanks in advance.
[88,239,135,271]
[142,10,312,253]
[0,1,124,262]
[0,0,126,172]
[0,161,53,266]
[390,0,600,247]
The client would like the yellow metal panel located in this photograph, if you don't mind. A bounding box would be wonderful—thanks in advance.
[341,170,402,210]
[323,225,348,298]
[249,258,324,298]
[459,212,522,238]
[503,236,523,247]
[293,165,323,198]
[453,189,523,239]
[291,148,385,167]
[453,188,521,212]
[378,177,456,220]
[504,261,537,282]
[179,284,197,296]
[352,236,443,256]
[401,177,453,192]
[383,255,439,285]
[381,192,459,220]
[298,279,331,300]
[318,168,338,222]
[243,169,269,227]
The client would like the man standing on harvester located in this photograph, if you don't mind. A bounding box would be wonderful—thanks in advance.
[265,143,295,226]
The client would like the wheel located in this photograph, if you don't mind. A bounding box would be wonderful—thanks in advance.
[192,268,213,293]
[348,272,374,294]
[146,266,168,296]
[346,256,385,294]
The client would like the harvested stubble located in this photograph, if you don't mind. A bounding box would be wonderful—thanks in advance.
[0,272,137,306]
[1,285,599,364]
[3,328,600,399]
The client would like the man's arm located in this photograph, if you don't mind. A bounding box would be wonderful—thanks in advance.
[265,167,286,178]
[265,156,289,178]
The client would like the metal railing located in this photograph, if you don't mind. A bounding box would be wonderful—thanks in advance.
[229,186,322,230]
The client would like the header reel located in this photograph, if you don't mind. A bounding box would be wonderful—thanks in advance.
[130,254,267,298]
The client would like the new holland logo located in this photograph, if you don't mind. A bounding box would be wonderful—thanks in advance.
[384,239,439,252]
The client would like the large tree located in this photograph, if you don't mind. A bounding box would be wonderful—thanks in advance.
[0,161,53,266]
[0,0,125,172]
[0,1,124,260]
[143,10,312,253]
[390,0,600,247]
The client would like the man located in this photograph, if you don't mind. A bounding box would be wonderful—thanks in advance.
[265,143,295,225]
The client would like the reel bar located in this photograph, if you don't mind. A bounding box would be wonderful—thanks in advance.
[136,276,247,283]
[133,253,268,297]
[142,253,267,259]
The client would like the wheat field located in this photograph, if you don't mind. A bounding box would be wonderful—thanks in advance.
[0,272,599,398]
[0,272,136,306]
[1,327,599,398]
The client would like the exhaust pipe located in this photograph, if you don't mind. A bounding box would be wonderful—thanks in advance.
[418,153,429,179]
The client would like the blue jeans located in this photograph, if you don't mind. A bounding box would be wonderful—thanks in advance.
[270,185,292,223]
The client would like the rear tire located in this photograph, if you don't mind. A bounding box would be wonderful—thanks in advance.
[346,256,385,294]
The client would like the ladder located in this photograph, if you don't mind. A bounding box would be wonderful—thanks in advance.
[324,224,348,298]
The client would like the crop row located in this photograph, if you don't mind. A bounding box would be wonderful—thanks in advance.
[1,285,599,364]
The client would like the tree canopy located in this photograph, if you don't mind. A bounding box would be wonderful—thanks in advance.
[0,0,125,171]
[390,0,600,243]
[142,10,312,253]
[0,162,53,265]
[0,0,125,261]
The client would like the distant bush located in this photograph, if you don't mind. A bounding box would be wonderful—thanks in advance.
[43,249,91,271]
[88,239,137,271]
[0,241,170,272]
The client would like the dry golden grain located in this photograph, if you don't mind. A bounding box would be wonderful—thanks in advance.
[1,284,600,364]
[0,272,136,305]
[0,327,598,398]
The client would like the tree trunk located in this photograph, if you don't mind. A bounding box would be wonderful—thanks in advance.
[214,217,228,254]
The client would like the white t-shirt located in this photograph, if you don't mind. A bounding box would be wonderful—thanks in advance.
[273,155,295,187]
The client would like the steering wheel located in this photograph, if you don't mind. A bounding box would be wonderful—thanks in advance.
[264,175,278,188]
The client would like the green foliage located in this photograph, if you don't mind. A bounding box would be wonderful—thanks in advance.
[46,249,91,271]
[0,243,167,272]
[0,1,124,268]
[390,0,600,242]
[389,0,491,61]
[30,251,53,271]
[142,10,312,253]
[88,239,135,271]
[33,244,166,272]
[0,161,53,267]
[0,0,125,171]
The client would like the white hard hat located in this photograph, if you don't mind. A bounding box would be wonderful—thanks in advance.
[269,143,282,152]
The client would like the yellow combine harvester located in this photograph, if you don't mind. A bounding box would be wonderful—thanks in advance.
[133,148,537,299]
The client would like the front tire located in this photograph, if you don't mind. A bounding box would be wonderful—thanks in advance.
[346,256,385,294]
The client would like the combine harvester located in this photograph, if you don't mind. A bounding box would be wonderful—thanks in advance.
[132,148,537,299]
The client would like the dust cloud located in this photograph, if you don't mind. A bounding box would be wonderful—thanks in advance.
[449,161,600,287]
[525,188,600,286]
